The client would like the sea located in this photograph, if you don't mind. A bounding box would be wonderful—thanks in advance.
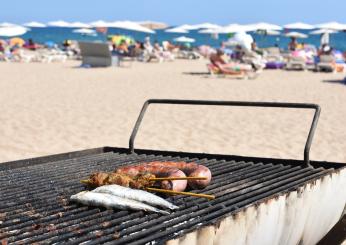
[14,27,346,51]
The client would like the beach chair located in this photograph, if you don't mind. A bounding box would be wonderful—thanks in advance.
[78,42,118,67]
[263,47,285,69]
[206,63,257,79]
[285,56,306,70]
[316,55,336,72]
[241,49,266,71]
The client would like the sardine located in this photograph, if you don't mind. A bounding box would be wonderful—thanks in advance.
[92,184,179,210]
[70,191,170,215]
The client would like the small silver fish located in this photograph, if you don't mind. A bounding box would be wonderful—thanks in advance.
[92,184,179,210]
[70,191,170,215]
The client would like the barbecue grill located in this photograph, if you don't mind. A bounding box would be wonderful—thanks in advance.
[0,99,345,245]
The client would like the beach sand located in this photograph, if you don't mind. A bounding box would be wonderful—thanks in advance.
[0,59,345,164]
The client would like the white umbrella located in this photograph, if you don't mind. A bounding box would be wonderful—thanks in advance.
[0,22,17,27]
[315,22,346,30]
[137,21,168,30]
[190,23,221,30]
[72,28,96,34]
[165,27,188,33]
[89,20,113,27]
[310,29,337,35]
[199,28,221,34]
[218,24,248,33]
[108,21,155,33]
[175,24,195,30]
[23,21,46,28]
[226,31,253,50]
[283,22,314,30]
[245,22,282,31]
[68,22,92,28]
[47,20,71,27]
[173,36,195,43]
[0,25,28,36]
[265,29,281,35]
[284,31,308,38]
[256,29,281,35]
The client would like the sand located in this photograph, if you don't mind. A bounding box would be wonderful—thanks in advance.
[0,59,345,164]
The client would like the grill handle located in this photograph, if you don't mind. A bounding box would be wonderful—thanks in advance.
[129,99,321,167]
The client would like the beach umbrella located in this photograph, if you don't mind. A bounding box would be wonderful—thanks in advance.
[283,22,314,30]
[72,28,96,34]
[47,20,71,27]
[226,31,253,50]
[89,20,113,27]
[0,22,17,27]
[68,22,92,28]
[9,37,25,47]
[245,22,282,31]
[256,29,281,35]
[199,28,221,34]
[310,29,337,45]
[315,22,346,30]
[173,36,195,43]
[108,21,155,33]
[284,31,308,38]
[174,24,195,31]
[109,35,134,45]
[0,25,28,37]
[218,24,248,33]
[165,27,189,33]
[190,23,221,30]
[310,29,337,35]
[138,21,168,30]
[23,21,46,28]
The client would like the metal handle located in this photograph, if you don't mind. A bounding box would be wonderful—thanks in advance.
[129,99,321,167]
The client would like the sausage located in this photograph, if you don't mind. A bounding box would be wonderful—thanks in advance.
[145,161,212,189]
[115,165,187,192]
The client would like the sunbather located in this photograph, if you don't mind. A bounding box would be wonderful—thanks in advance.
[210,49,252,73]
[288,37,298,51]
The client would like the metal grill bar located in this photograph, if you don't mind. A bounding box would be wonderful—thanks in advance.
[0,150,334,245]
[129,99,321,167]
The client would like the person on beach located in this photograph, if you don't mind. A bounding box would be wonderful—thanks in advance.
[318,43,333,56]
[144,37,153,53]
[24,39,37,51]
[117,40,129,55]
[288,37,298,51]
[251,40,263,55]
[0,42,4,53]
[210,49,252,73]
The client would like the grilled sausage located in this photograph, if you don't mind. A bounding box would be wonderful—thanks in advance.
[115,165,187,192]
[145,161,212,189]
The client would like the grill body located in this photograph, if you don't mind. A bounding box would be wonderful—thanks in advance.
[0,147,345,245]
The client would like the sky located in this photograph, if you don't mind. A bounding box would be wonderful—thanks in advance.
[2,0,346,26]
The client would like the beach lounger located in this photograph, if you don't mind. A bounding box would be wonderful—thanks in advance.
[79,42,118,67]
[241,49,266,71]
[263,47,285,69]
[316,55,336,72]
[285,56,306,70]
[207,63,257,79]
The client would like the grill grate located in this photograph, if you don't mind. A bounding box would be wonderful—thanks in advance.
[0,149,333,244]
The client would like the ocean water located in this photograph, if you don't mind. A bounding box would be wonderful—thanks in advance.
[11,27,346,51]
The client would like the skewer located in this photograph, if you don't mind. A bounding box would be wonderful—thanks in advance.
[149,177,207,181]
[80,176,206,184]
[146,187,215,200]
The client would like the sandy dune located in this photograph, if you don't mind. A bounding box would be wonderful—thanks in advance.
[0,59,345,164]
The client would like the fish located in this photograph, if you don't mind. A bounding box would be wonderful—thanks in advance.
[70,191,170,215]
[92,184,179,210]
